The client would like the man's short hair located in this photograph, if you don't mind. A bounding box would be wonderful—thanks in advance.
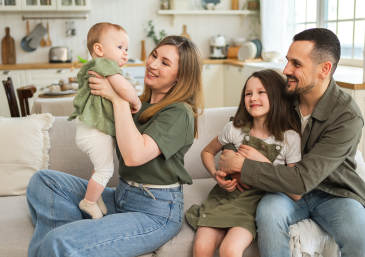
[293,28,341,75]
[87,22,126,55]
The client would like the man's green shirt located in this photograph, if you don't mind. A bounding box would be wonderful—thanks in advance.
[241,78,365,205]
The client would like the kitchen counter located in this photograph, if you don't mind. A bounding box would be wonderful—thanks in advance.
[1,59,363,89]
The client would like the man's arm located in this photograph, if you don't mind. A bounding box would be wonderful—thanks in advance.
[107,74,141,111]
[239,114,362,195]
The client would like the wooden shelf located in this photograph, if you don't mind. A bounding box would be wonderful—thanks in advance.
[157,10,258,26]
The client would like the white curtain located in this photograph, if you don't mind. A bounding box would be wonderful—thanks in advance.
[260,0,293,60]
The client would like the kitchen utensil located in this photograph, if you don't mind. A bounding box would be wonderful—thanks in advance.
[227,46,241,59]
[26,23,48,49]
[1,27,16,64]
[251,39,262,58]
[231,0,238,10]
[181,25,191,40]
[210,35,228,59]
[141,40,146,61]
[49,46,72,63]
[46,22,52,46]
[261,51,280,62]
[40,22,46,47]
[238,42,256,61]
[21,21,36,53]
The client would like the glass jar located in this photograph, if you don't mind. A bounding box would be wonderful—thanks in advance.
[160,0,169,10]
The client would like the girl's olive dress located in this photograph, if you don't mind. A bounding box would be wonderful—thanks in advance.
[186,126,283,239]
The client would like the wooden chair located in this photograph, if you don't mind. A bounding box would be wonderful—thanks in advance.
[2,77,37,117]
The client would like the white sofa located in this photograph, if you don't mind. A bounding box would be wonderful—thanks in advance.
[1,107,352,257]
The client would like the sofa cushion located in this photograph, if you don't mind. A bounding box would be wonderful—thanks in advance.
[0,114,54,196]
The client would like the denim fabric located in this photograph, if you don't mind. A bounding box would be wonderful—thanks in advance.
[26,170,184,257]
[256,190,365,257]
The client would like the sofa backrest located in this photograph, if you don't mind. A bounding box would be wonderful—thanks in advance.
[48,107,237,187]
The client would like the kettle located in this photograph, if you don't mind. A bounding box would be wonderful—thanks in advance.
[210,35,228,59]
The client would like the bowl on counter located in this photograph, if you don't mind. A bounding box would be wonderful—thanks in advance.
[231,37,246,46]
[261,51,280,62]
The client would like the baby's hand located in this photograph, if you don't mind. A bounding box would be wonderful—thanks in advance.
[215,170,237,192]
[130,101,142,114]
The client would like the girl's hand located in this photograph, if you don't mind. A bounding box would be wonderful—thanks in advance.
[237,145,271,163]
[88,71,123,103]
[215,170,237,192]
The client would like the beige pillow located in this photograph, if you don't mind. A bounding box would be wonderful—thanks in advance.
[0,114,55,196]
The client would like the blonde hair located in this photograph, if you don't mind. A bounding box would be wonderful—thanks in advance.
[139,36,204,138]
[87,22,126,55]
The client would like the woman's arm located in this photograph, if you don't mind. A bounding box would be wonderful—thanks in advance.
[88,71,161,167]
[202,136,237,192]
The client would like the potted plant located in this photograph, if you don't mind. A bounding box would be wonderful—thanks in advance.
[247,0,259,10]
[146,20,167,45]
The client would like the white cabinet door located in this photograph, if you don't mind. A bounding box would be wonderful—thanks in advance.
[21,0,57,10]
[224,65,246,107]
[202,64,224,109]
[25,68,80,109]
[0,0,22,10]
[0,70,27,118]
[56,0,90,11]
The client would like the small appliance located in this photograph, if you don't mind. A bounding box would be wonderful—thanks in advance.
[49,46,72,63]
[210,35,227,59]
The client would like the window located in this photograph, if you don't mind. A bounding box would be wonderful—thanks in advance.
[289,0,365,67]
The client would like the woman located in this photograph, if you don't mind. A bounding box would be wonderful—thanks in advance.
[26,36,204,257]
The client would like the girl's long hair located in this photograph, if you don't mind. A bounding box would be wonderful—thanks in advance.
[139,36,204,138]
[233,69,301,141]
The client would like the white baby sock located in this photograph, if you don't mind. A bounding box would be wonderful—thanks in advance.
[79,199,103,219]
[96,196,107,215]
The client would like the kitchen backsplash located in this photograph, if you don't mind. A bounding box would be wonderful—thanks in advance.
[0,0,260,63]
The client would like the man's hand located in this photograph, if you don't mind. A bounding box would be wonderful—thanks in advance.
[219,149,244,175]
[230,172,252,192]
[237,145,271,163]
[215,170,237,192]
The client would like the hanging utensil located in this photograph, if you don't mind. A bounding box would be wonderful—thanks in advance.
[46,22,52,46]
[1,27,16,64]
[40,22,46,47]
[21,20,36,52]
[181,25,191,40]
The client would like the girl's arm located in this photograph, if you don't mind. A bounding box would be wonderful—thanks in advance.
[284,163,302,201]
[88,72,161,167]
[202,136,237,192]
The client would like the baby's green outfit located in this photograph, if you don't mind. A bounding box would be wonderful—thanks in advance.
[68,57,123,136]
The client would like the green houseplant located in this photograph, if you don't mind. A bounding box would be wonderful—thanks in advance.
[146,20,167,45]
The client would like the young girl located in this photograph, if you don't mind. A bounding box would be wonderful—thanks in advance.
[186,69,302,257]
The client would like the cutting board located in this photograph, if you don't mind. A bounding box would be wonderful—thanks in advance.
[1,27,16,64]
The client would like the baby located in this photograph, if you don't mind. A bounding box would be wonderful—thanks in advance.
[68,22,141,219]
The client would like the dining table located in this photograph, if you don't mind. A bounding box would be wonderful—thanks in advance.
[31,85,144,117]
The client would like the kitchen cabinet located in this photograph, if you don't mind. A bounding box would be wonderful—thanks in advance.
[224,65,245,107]
[0,0,90,11]
[202,64,224,108]
[0,0,22,10]
[0,69,27,117]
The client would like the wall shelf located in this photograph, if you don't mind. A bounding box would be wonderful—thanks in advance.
[157,10,258,26]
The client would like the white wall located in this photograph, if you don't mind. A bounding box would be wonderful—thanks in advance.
[0,0,260,63]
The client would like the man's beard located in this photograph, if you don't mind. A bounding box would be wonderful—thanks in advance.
[284,75,315,97]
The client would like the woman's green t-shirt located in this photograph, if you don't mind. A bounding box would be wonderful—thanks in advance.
[116,102,194,185]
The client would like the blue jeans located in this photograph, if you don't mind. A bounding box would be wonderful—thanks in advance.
[256,190,365,257]
[26,170,184,257]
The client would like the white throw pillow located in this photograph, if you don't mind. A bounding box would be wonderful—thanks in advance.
[0,114,55,196]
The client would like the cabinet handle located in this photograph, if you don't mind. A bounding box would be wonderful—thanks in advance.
[3,70,11,75]
[57,69,65,74]
[205,65,213,70]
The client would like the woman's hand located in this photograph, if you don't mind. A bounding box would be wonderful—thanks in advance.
[214,170,237,192]
[237,145,271,163]
[88,71,123,103]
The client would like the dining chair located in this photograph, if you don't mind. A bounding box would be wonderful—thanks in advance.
[2,77,37,117]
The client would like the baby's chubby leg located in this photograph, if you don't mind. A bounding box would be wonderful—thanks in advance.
[193,226,227,257]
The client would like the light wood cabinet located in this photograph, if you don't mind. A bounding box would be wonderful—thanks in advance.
[202,64,224,108]
[0,70,27,117]
[223,65,246,107]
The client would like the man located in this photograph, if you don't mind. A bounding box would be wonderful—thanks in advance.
[219,28,365,256]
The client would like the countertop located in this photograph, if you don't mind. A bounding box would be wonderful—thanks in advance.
[1,59,364,90]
